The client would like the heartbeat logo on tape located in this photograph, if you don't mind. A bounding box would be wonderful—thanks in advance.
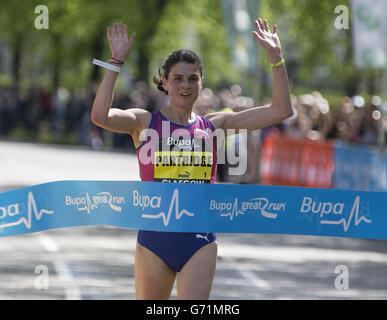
[0,192,53,231]
[299,195,372,232]
[135,189,195,226]
[319,196,372,232]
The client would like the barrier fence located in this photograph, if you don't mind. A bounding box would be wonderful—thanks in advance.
[260,136,387,191]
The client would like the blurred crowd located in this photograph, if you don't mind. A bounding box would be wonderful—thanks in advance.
[0,82,168,150]
[194,86,387,183]
[1,82,386,183]
[194,86,386,146]
[283,92,386,146]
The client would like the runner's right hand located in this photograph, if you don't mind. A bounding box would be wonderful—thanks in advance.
[107,22,136,62]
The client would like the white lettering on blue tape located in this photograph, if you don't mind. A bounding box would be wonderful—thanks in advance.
[0,181,385,239]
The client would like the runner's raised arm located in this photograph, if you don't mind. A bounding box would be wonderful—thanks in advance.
[91,23,151,138]
[207,19,293,131]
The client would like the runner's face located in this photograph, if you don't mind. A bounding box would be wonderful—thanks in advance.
[163,62,202,110]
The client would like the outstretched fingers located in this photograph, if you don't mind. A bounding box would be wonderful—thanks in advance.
[263,19,270,32]
[108,22,133,40]
[257,18,264,31]
[252,31,264,42]
[107,26,112,41]
[254,19,265,39]
[118,23,123,37]
[106,22,136,60]
[123,24,128,39]
[128,32,136,47]
[113,23,118,37]
[255,18,277,35]
[111,22,126,38]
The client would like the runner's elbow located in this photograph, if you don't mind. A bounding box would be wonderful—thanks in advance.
[278,106,293,121]
[91,111,106,127]
[284,108,294,119]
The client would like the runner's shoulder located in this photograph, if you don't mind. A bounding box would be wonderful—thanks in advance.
[126,108,153,132]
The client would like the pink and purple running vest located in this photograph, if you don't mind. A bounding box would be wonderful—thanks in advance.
[136,110,217,183]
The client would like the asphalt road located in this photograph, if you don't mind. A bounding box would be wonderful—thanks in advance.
[1,140,387,300]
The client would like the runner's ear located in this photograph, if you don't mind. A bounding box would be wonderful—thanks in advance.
[162,75,168,93]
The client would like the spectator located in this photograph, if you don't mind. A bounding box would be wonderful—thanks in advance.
[0,84,384,153]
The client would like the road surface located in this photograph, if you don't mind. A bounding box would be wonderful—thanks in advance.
[1,140,387,300]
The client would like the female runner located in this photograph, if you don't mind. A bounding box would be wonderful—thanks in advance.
[91,18,292,300]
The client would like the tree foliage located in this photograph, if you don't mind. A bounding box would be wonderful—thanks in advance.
[0,0,382,97]
[262,0,383,96]
[0,0,235,91]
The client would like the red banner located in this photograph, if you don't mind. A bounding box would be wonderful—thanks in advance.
[260,136,334,188]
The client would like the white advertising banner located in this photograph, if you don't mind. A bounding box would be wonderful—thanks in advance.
[221,0,259,71]
[352,0,387,68]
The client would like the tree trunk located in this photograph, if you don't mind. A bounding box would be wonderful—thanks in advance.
[343,25,358,97]
[135,0,168,82]
[12,34,22,87]
[52,34,62,91]
[137,48,149,82]
[90,29,105,83]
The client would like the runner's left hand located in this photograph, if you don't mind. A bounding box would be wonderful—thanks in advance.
[252,18,282,62]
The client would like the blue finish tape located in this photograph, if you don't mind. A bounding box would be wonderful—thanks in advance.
[0,180,386,239]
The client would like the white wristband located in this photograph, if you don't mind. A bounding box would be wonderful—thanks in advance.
[92,58,120,72]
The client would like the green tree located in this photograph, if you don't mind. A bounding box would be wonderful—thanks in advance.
[148,0,236,89]
[0,0,40,86]
[261,0,383,97]
[0,0,236,91]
